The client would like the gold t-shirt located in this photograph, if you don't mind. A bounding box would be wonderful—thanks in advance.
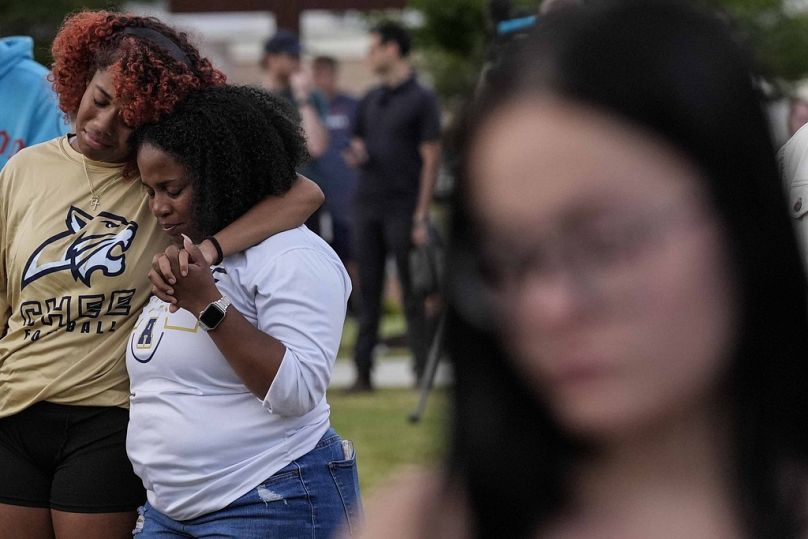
[0,136,169,417]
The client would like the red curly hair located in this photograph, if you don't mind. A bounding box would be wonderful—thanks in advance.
[51,10,226,128]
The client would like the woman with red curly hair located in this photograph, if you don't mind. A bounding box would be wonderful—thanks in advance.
[0,10,323,539]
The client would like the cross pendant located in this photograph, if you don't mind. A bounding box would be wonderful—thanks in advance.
[90,195,100,210]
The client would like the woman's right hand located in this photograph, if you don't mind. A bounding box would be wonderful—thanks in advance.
[149,238,219,311]
[150,237,222,313]
[149,244,190,312]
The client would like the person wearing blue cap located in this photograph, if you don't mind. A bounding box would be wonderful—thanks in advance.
[262,30,330,237]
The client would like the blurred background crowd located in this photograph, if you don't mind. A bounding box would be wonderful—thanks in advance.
[10,0,808,387]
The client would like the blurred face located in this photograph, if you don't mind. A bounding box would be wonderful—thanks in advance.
[264,52,300,81]
[468,99,738,439]
[366,33,394,75]
[137,143,194,243]
[313,63,337,96]
[72,69,133,163]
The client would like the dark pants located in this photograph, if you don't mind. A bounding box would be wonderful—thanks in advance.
[0,402,145,512]
[354,206,428,380]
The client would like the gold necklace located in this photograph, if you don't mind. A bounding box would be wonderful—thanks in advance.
[81,155,114,211]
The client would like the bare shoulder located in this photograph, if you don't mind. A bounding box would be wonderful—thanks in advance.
[353,466,472,539]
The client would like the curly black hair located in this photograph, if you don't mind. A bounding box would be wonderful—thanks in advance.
[131,85,308,240]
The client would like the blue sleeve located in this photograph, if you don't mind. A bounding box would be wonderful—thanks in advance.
[29,83,70,145]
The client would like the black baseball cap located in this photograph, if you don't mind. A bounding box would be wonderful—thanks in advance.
[264,29,302,56]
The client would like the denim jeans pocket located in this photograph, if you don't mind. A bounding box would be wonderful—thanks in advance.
[328,446,362,535]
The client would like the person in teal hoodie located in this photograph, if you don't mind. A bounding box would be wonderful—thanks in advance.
[0,36,70,168]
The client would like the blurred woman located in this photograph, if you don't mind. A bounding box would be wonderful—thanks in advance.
[357,1,808,538]
[0,11,320,538]
[128,85,358,538]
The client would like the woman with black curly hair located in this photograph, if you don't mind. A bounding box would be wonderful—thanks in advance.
[127,85,358,538]
[0,11,321,538]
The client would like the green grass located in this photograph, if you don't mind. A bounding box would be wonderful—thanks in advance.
[329,388,448,497]
[338,312,408,358]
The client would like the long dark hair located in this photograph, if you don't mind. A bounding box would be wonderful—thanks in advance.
[446,1,808,537]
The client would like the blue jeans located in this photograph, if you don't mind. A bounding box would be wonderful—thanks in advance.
[132,428,362,538]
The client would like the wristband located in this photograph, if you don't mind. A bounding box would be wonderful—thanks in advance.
[205,236,224,265]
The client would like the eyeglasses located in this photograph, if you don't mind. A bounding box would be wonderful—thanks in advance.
[451,197,712,328]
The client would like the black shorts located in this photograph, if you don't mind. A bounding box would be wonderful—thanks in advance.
[0,401,145,513]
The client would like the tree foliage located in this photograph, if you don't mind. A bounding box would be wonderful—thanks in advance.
[1,0,121,65]
[408,0,489,110]
[406,0,808,105]
[715,0,808,86]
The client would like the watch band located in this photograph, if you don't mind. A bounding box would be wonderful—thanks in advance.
[204,235,224,265]
[198,295,232,331]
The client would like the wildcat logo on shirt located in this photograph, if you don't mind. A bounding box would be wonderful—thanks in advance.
[22,206,139,289]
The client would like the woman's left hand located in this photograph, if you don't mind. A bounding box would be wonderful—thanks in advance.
[150,235,220,314]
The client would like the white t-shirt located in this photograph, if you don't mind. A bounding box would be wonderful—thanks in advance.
[126,226,351,520]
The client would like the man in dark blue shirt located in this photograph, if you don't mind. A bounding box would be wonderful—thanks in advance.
[345,21,442,392]
[311,56,359,295]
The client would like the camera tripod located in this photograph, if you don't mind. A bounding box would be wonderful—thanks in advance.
[408,311,447,423]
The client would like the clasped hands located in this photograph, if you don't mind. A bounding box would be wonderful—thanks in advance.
[149,234,221,315]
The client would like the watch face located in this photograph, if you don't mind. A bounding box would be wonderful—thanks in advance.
[199,304,225,330]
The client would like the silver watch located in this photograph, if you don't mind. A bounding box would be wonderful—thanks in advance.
[198,295,232,331]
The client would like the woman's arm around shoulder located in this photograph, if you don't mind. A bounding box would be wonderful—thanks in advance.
[200,174,324,263]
